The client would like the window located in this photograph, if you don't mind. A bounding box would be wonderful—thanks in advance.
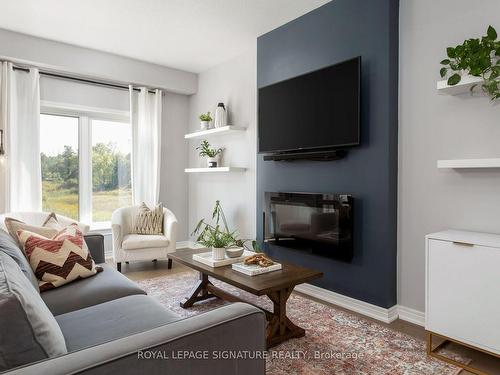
[40,107,131,227]
[40,114,79,220]
[91,120,132,223]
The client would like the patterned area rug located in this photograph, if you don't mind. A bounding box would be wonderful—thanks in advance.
[136,270,467,375]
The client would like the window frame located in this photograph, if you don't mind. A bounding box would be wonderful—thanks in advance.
[40,101,130,230]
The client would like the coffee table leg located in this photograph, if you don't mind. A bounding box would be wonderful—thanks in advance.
[180,272,217,308]
[266,287,305,348]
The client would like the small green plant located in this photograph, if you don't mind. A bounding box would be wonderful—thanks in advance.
[199,112,212,122]
[196,140,223,158]
[192,200,237,248]
[191,201,264,251]
[440,25,500,100]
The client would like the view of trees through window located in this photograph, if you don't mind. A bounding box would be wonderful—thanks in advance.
[40,114,132,223]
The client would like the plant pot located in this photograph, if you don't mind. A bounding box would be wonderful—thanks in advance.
[207,156,219,168]
[200,121,210,130]
[212,247,226,260]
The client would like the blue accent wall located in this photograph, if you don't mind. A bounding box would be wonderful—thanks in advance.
[257,0,399,308]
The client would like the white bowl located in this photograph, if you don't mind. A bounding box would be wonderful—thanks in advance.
[225,247,244,258]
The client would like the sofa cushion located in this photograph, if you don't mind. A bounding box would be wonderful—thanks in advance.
[122,234,169,250]
[56,295,181,351]
[0,229,39,291]
[0,252,67,371]
[42,263,146,315]
[17,224,103,292]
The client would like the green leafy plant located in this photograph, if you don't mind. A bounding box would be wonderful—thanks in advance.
[440,25,500,100]
[192,200,237,248]
[191,201,263,251]
[196,140,223,158]
[199,112,212,122]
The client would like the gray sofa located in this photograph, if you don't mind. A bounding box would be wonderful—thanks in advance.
[0,232,266,375]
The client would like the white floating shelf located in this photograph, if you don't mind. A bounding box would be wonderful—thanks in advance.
[437,158,500,169]
[184,126,245,139]
[437,75,483,95]
[185,167,246,173]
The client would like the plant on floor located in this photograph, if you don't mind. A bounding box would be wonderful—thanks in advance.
[440,25,500,100]
[196,140,222,158]
[192,200,237,248]
[199,112,212,122]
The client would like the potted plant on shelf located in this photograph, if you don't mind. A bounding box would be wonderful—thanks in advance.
[196,140,223,168]
[199,112,212,130]
[192,200,238,260]
[440,25,500,100]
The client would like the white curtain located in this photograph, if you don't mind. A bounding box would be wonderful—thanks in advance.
[129,86,162,207]
[0,62,41,213]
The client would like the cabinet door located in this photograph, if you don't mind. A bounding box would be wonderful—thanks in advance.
[426,239,500,355]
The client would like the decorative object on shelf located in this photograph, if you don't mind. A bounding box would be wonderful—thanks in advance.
[214,102,227,128]
[198,112,212,130]
[191,200,237,261]
[225,246,244,258]
[196,139,223,168]
[440,25,500,100]
[0,129,5,156]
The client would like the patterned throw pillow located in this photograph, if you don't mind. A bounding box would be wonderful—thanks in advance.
[134,202,164,235]
[17,224,103,292]
[4,216,60,249]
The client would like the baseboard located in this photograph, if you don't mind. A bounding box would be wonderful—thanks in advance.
[397,305,425,326]
[295,283,399,324]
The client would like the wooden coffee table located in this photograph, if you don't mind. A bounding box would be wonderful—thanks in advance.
[168,249,323,348]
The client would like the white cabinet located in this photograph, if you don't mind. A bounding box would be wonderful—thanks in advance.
[426,230,500,356]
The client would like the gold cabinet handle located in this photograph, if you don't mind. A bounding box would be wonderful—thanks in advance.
[452,241,474,247]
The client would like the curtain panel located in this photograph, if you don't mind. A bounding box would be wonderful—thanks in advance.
[0,62,42,213]
[129,87,162,207]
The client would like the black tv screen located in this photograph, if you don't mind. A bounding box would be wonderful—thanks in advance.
[258,56,360,154]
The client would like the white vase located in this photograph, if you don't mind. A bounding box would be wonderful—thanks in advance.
[212,247,226,260]
[200,121,210,130]
[207,156,219,168]
[214,103,226,128]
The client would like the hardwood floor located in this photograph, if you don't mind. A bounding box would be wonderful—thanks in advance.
[111,259,500,375]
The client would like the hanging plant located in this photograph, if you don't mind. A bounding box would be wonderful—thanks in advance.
[440,25,500,100]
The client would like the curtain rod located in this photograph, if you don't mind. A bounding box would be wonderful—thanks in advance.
[11,66,160,95]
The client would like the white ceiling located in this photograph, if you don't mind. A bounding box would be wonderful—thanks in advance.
[0,0,330,73]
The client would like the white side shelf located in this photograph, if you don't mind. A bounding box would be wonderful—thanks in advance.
[184,126,245,139]
[184,167,246,173]
[437,158,500,169]
[437,75,483,95]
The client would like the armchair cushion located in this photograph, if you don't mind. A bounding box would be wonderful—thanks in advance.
[122,234,169,250]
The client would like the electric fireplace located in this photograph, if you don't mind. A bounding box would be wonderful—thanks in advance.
[264,192,353,260]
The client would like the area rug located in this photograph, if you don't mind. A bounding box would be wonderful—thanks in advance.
[136,270,467,375]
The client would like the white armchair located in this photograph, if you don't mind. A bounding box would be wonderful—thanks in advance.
[111,205,177,272]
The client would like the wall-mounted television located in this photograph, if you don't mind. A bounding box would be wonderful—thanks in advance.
[258,56,360,156]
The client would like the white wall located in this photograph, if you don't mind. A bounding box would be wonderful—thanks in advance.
[399,0,500,312]
[0,28,197,94]
[188,46,257,240]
